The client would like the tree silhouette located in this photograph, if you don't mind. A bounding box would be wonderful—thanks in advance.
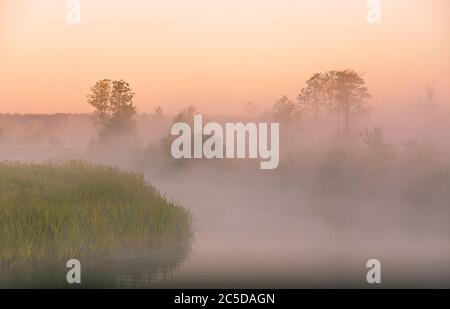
[298,70,371,135]
[297,72,334,120]
[159,105,198,159]
[87,79,137,139]
[173,105,197,125]
[272,96,300,126]
[418,82,439,118]
[361,126,393,160]
[154,105,163,117]
[243,101,259,118]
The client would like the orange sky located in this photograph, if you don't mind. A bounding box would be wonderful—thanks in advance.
[0,0,449,115]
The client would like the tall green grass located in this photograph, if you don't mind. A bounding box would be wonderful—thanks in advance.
[0,161,192,264]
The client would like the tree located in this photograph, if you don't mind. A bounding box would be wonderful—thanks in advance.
[416,82,442,142]
[154,105,163,117]
[334,70,371,134]
[298,70,371,135]
[243,101,259,118]
[361,126,393,160]
[418,82,439,119]
[159,105,198,159]
[272,96,301,126]
[297,72,334,120]
[87,79,137,139]
[173,105,197,125]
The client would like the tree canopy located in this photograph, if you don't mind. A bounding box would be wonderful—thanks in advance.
[87,79,137,139]
[298,69,371,134]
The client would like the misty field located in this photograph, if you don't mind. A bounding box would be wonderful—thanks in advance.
[0,161,192,264]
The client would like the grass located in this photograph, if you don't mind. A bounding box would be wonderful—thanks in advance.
[0,160,192,264]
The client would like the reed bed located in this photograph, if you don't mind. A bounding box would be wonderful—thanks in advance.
[0,160,192,264]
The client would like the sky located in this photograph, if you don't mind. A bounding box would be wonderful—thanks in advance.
[0,0,449,115]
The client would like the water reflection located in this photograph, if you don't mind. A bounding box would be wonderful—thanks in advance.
[0,242,191,288]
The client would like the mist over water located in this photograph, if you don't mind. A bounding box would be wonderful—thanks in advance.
[0,103,449,288]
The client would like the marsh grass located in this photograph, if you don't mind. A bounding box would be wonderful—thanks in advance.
[0,160,192,264]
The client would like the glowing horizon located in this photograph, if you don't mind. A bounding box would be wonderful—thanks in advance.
[0,0,449,115]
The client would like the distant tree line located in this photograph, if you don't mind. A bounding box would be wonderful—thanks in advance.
[86,70,370,140]
[272,69,371,135]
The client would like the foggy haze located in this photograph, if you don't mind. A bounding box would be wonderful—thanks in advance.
[1,100,449,287]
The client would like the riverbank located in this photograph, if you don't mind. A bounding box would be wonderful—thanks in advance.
[0,160,192,264]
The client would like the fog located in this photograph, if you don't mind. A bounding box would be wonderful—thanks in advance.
[0,102,449,288]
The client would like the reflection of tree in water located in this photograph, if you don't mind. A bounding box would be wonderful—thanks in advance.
[0,241,191,288]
